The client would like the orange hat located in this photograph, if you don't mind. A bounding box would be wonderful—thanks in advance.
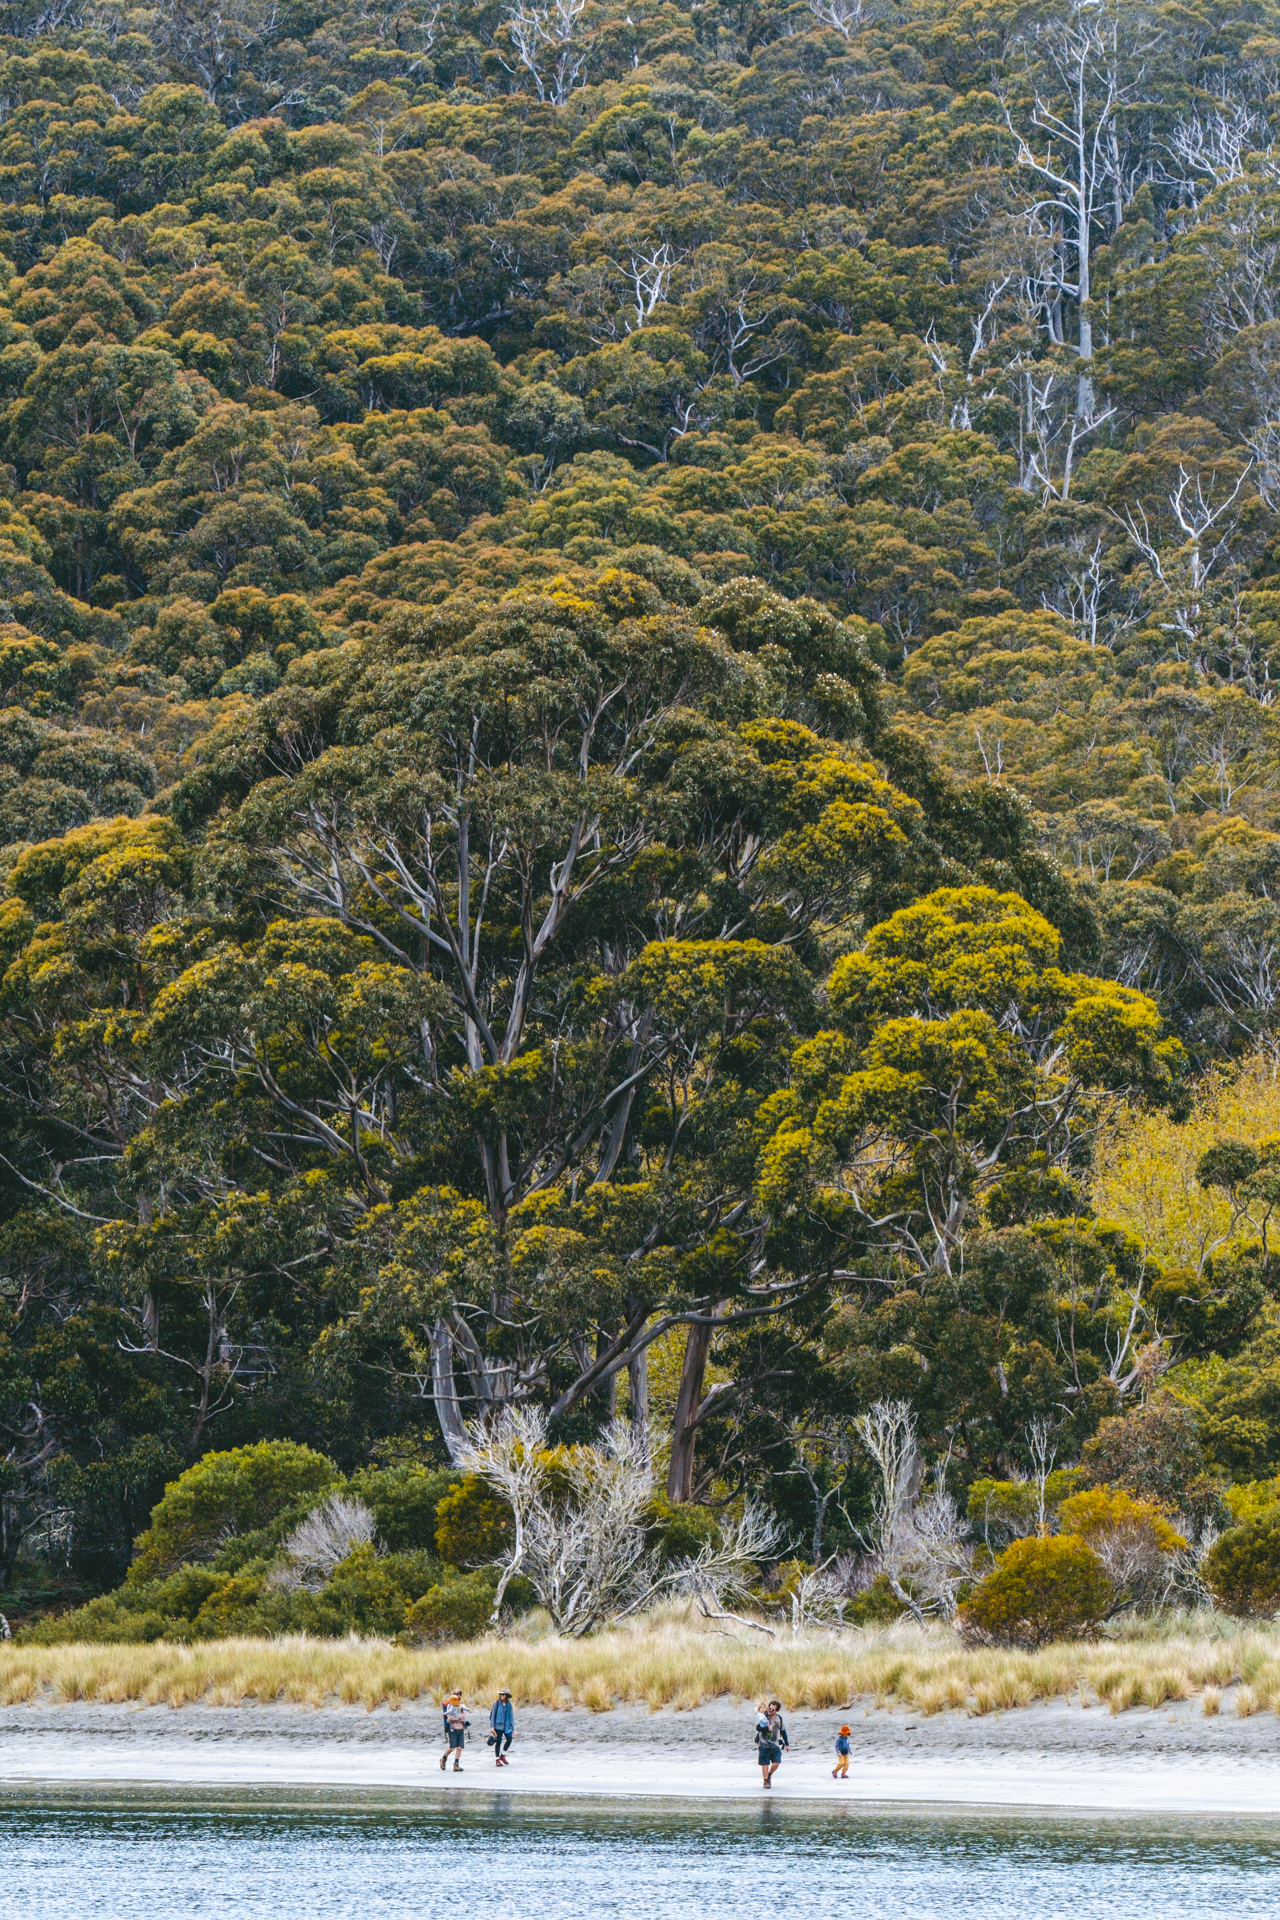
[839,1725,851,1735]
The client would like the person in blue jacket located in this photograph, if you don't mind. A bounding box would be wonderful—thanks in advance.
[489,1688,515,1766]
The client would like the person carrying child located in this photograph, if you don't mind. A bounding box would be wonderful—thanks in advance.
[832,1725,852,1779]
[439,1692,470,1772]
[754,1699,788,1789]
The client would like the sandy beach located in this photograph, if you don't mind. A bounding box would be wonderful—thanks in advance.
[4,1697,1280,1814]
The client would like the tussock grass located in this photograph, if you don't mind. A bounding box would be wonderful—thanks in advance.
[3,1616,1280,1715]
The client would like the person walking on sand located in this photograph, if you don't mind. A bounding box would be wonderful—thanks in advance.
[440,1692,470,1772]
[832,1725,851,1779]
[489,1689,514,1767]
[754,1699,788,1789]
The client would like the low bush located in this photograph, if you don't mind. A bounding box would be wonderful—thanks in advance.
[346,1464,461,1554]
[126,1442,341,1584]
[959,1535,1111,1648]
[1204,1513,1280,1619]
[434,1476,513,1566]
[404,1570,500,1643]
[1056,1486,1185,1609]
[845,1572,906,1626]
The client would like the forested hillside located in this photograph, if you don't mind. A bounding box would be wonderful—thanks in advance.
[6,0,1280,1629]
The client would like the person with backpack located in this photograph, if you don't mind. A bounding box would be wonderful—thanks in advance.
[439,1692,470,1772]
[488,1688,514,1766]
[754,1699,788,1789]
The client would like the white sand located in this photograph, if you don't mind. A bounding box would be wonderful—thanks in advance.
[5,1698,1280,1812]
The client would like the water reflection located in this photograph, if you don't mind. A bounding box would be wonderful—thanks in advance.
[2,1787,1279,1918]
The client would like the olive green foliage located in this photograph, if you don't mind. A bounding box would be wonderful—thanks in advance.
[24,1447,461,1642]
[959,1536,1112,1649]
[404,1570,503,1644]
[347,1464,461,1553]
[1081,1396,1224,1526]
[1203,1513,1280,1619]
[846,1572,907,1626]
[126,1441,341,1584]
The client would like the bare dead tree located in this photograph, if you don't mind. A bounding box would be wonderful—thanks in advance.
[460,1405,782,1635]
[1165,102,1269,196]
[807,0,887,34]
[854,1400,974,1622]
[1027,1415,1057,1532]
[457,1405,655,1634]
[498,0,592,106]
[274,1495,378,1591]
[1003,2,1155,413]
[854,1398,925,1623]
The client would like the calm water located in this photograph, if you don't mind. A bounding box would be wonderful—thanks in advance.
[2,1789,1279,1919]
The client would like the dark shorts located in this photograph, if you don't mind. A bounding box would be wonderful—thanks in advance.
[448,1730,465,1748]
[757,1742,781,1765]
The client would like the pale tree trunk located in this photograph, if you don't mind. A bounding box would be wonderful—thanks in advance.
[430,1320,470,1464]
[667,1320,713,1504]
[628,1335,649,1454]
[596,1328,617,1419]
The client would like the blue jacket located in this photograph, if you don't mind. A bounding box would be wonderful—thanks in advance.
[490,1697,515,1735]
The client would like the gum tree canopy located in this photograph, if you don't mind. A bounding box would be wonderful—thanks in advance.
[0,565,1175,1513]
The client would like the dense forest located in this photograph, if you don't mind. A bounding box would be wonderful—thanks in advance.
[7,0,1280,1636]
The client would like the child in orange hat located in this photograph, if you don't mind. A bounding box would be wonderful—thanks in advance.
[832,1725,852,1779]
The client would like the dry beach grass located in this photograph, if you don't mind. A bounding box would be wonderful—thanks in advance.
[3,1616,1280,1716]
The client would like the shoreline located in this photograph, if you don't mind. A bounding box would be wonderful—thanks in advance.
[6,1699,1280,1815]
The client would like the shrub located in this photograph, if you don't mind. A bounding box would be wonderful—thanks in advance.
[1203,1513,1280,1618]
[959,1535,1110,1648]
[1223,1477,1280,1524]
[127,1441,341,1583]
[846,1571,906,1625]
[435,1475,513,1566]
[403,1569,498,1643]
[646,1495,718,1563]
[190,1573,269,1637]
[1056,1486,1185,1608]
[347,1465,460,1553]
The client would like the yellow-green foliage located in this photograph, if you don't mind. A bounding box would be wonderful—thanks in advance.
[434,1477,513,1567]
[1225,1478,1280,1523]
[967,1469,1084,1541]
[1093,1051,1280,1273]
[1057,1487,1187,1556]
[959,1536,1112,1648]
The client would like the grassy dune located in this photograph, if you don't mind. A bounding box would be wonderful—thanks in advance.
[2,1619,1278,1716]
